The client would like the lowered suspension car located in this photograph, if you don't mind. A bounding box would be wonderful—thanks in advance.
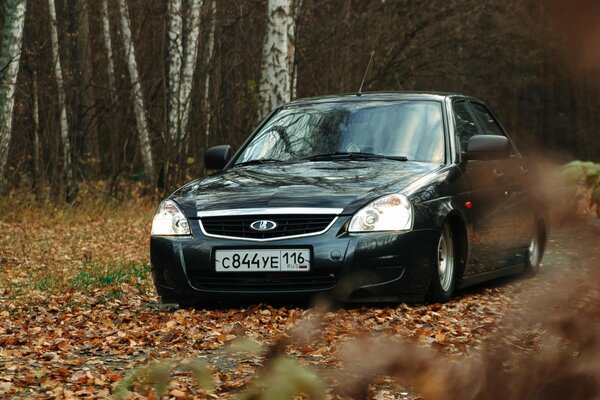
[150,92,547,305]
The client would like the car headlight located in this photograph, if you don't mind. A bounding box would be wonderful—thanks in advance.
[151,200,191,236]
[348,194,413,232]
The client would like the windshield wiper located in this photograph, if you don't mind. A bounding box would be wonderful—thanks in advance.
[233,158,283,167]
[305,152,408,162]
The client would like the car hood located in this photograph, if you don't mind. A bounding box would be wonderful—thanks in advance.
[173,161,442,216]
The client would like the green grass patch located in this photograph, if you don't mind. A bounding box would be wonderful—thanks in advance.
[71,260,151,290]
[33,274,60,291]
[23,260,151,296]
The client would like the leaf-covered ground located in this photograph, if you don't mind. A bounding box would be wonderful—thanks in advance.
[0,194,598,399]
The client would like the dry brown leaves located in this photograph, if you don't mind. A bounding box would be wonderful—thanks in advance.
[0,191,598,399]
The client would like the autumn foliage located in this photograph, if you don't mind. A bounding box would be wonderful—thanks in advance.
[0,181,599,399]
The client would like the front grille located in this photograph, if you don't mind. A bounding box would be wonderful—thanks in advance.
[200,214,336,240]
[187,270,337,291]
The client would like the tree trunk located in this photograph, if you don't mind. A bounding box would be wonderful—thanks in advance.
[101,0,117,102]
[167,0,203,157]
[166,0,183,150]
[204,0,216,147]
[178,0,203,150]
[257,0,295,121]
[116,0,155,186]
[0,0,27,190]
[289,0,302,100]
[71,0,96,178]
[48,0,78,202]
[101,0,121,191]
[32,69,43,196]
[164,0,204,187]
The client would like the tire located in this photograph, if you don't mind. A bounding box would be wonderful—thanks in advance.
[427,223,457,303]
[524,219,546,275]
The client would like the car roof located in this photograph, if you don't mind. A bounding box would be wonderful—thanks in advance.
[285,91,477,106]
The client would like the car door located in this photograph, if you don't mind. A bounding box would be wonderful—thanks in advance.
[469,102,534,265]
[453,100,511,276]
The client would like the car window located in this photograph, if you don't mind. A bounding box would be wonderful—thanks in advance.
[452,101,480,152]
[236,100,446,164]
[470,103,504,136]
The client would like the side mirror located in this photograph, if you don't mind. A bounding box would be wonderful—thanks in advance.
[464,135,510,161]
[204,145,232,170]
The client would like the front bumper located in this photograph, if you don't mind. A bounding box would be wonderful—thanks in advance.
[150,216,439,303]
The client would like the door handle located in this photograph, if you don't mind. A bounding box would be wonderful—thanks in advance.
[493,169,504,178]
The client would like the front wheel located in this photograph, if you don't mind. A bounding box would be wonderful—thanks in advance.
[427,223,457,303]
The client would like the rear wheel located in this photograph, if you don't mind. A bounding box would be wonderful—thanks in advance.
[524,219,546,275]
[427,223,457,303]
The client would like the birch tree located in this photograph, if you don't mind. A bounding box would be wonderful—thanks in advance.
[178,0,203,150]
[166,0,183,149]
[48,0,77,202]
[257,0,299,121]
[101,0,117,102]
[166,0,203,156]
[116,0,155,185]
[0,0,27,189]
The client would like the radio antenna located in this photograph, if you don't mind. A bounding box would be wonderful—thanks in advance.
[357,50,375,96]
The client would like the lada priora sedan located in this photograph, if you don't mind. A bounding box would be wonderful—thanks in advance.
[150,92,547,305]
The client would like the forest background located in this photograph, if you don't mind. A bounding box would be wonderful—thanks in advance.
[1,0,599,203]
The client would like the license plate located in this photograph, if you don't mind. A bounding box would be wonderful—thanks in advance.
[215,249,310,272]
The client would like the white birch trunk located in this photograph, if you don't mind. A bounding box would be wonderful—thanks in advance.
[167,0,203,156]
[167,0,183,146]
[204,0,216,145]
[258,0,294,121]
[116,0,155,184]
[48,0,77,201]
[101,0,117,102]
[178,0,203,149]
[0,0,27,187]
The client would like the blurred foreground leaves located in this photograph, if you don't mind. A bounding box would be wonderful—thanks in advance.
[559,160,600,217]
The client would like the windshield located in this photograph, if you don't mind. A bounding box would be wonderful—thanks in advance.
[235,100,445,165]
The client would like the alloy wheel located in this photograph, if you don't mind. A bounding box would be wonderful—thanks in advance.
[437,226,455,292]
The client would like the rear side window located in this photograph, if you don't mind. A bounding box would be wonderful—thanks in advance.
[452,101,479,152]
[470,103,504,136]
